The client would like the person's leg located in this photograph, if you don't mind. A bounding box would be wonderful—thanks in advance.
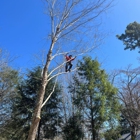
[65,62,69,72]
[68,63,73,71]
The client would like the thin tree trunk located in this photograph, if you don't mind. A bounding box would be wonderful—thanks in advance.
[92,119,96,140]
[131,133,136,140]
[90,95,96,140]
[131,125,136,140]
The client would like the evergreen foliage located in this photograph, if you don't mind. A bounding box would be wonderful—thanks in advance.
[119,115,130,135]
[62,115,84,140]
[104,114,131,140]
[69,56,120,140]
[0,66,19,137]
[104,126,121,140]
[116,21,140,52]
[1,66,62,140]
[0,66,19,102]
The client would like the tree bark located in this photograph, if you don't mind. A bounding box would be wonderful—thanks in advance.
[90,95,96,140]
[27,82,48,140]
[27,41,54,140]
[131,125,136,140]
[92,120,96,140]
[37,120,41,140]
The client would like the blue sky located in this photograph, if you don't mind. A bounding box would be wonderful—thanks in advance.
[0,0,140,72]
[95,0,140,70]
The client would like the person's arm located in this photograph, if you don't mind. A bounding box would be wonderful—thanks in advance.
[71,56,76,61]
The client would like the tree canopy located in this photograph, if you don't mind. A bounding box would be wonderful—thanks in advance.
[1,66,62,140]
[69,56,120,140]
[116,21,140,52]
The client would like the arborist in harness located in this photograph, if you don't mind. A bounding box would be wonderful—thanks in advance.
[65,53,76,72]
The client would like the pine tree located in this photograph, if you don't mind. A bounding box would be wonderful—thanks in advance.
[103,126,121,140]
[62,115,84,140]
[119,115,130,135]
[69,56,120,140]
[0,69,19,140]
[116,21,140,52]
[2,66,62,140]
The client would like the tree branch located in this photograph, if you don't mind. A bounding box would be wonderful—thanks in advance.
[48,67,78,82]
[41,75,58,108]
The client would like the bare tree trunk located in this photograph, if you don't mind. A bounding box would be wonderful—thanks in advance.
[37,120,41,140]
[27,82,48,140]
[27,41,54,140]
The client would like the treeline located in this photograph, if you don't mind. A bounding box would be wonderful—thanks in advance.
[0,48,140,140]
[1,19,140,140]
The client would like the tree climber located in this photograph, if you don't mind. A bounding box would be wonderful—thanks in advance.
[65,53,76,72]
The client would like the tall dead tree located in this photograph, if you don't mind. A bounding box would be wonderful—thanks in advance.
[116,66,140,140]
[27,0,113,139]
